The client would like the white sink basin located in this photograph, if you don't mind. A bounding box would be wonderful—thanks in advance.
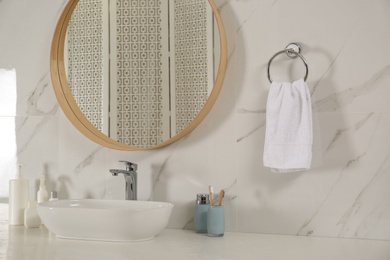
[38,199,174,242]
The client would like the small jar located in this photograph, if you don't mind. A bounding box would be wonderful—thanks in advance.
[49,191,58,201]
[24,201,41,228]
[194,194,210,233]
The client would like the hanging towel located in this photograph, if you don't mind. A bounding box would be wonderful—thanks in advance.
[263,78,313,173]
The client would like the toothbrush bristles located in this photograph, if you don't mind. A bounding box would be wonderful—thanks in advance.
[208,186,214,206]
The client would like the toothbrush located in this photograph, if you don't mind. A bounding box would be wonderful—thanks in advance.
[219,189,225,206]
[208,186,214,206]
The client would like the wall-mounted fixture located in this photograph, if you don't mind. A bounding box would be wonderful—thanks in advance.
[267,43,308,83]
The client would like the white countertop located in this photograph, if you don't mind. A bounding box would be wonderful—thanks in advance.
[1,204,390,260]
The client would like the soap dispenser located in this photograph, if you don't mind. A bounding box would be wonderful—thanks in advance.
[37,175,48,203]
[9,164,29,225]
[194,193,210,233]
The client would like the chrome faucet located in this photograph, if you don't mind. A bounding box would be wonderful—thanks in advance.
[109,161,138,200]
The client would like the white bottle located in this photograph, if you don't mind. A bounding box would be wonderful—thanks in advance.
[9,164,29,225]
[24,201,41,228]
[37,175,48,203]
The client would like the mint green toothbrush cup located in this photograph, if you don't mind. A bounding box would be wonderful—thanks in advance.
[207,206,225,237]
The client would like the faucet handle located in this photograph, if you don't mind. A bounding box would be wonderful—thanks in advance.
[119,161,138,172]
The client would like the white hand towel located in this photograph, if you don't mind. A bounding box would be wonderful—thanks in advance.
[263,78,313,173]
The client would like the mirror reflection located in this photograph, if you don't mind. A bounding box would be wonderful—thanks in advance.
[64,0,220,148]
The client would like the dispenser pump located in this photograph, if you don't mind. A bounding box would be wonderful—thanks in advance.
[37,175,48,203]
[15,164,23,179]
[39,175,46,189]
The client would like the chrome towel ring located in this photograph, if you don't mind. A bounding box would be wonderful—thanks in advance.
[267,43,309,83]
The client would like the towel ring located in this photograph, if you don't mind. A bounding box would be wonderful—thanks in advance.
[267,43,309,83]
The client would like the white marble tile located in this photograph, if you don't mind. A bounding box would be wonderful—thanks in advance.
[313,20,390,114]
[296,113,390,240]
[0,0,68,116]
[15,115,59,201]
[235,112,390,239]
[56,110,108,200]
[206,0,237,118]
[234,0,383,112]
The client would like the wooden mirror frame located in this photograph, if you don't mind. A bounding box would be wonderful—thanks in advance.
[50,0,227,151]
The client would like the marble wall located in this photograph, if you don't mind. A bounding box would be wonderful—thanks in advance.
[0,0,389,240]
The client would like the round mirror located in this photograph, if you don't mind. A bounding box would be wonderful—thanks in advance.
[51,0,227,150]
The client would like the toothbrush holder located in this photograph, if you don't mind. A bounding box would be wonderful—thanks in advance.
[207,205,225,237]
